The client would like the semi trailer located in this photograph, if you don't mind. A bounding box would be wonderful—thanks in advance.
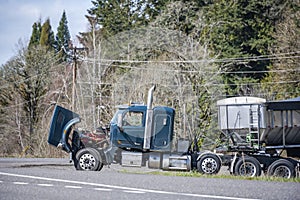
[217,96,300,178]
[48,86,300,178]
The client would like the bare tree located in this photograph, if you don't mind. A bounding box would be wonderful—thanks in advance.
[0,40,69,157]
[75,27,222,150]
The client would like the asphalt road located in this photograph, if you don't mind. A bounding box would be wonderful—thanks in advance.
[0,158,299,200]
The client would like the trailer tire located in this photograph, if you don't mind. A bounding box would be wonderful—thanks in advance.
[267,159,295,178]
[234,156,261,177]
[197,154,221,174]
[75,148,102,171]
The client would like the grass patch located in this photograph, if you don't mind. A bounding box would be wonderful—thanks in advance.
[119,169,300,183]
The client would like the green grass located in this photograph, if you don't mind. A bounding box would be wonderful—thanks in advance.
[119,169,300,183]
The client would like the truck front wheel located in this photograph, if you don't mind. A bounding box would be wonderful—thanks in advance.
[197,154,221,174]
[75,148,102,171]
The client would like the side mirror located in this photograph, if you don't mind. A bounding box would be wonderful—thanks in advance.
[117,113,123,131]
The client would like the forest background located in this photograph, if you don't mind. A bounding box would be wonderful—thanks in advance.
[0,0,299,157]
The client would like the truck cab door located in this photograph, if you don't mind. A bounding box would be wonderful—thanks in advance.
[151,107,175,151]
[115,110,145,150]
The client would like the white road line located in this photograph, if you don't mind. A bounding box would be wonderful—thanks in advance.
[65,185,82,189]
[0,172,261,200]
[13,182,28,185]
[37,183,54,187]
[93,188,113,191]
[123,190,146,194]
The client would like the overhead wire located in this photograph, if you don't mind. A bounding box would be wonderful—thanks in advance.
[79,51,300,64]
[80,62,300,75]
[78,51,300,74]
[75,51,299,88]
[1,52,298,90]
[0,50,298,108]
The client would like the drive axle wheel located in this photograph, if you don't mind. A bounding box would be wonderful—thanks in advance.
[234,156,261,177]
[75,148,101,171]
[197,154,221,174]
[267,159,295,178]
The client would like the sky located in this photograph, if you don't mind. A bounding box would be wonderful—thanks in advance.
[0,0,94,65]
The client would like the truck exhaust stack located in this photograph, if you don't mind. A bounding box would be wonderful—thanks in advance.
[143,85,156,150]
[146,85,156,109]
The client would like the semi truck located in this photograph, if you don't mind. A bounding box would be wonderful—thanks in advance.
[48,85,300,178]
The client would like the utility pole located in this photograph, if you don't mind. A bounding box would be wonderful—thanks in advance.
[71,47,87,110]
[72,47,77,111]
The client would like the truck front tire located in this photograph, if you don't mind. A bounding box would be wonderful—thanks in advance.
[197,154,221,174]
[75,148,103,171]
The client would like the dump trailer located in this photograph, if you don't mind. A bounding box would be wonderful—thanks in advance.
[48,86,222,174]
[217,96,300,178]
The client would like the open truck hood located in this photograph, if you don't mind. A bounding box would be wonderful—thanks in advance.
[48,105,80,152]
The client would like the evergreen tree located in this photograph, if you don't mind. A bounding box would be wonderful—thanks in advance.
[28,21,42,48]
[201,0,285,96]
[87,0,168,36]
[56,10,71,62]
[262,1,300,99]
[2,45,55,153]
[40,18,56,51]
[152,0,207,38]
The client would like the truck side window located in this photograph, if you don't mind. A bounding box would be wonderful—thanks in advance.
[123,111,143,126]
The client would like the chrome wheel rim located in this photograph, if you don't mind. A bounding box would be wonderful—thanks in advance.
[79,153,96,170]
[239,162,256,177]
[273,166,291,178]
[201,158,218,174]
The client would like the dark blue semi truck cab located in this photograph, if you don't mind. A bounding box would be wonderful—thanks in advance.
[48,103,179,169]
[110,104,175,152]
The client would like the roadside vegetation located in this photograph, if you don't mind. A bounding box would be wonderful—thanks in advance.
[0,0,299,158]
[120,168,300,183]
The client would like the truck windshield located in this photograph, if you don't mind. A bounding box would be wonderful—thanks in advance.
[111,109,126,124]
[123,111,143,126]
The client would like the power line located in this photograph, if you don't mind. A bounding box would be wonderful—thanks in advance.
[76,79,299,87]
[113,63,300,74]
[79,51,300,74]
[0,69,69,90]
[2,51,296,89]
[79,51,300,64]
[80,60,300,74]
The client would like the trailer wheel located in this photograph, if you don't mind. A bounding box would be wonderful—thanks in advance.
[75,148,102,171]
[267,159,295,178]
[234,156,261,177]
[197,154,221,174]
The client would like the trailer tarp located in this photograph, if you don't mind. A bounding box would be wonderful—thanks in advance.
[264,97,300,110]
